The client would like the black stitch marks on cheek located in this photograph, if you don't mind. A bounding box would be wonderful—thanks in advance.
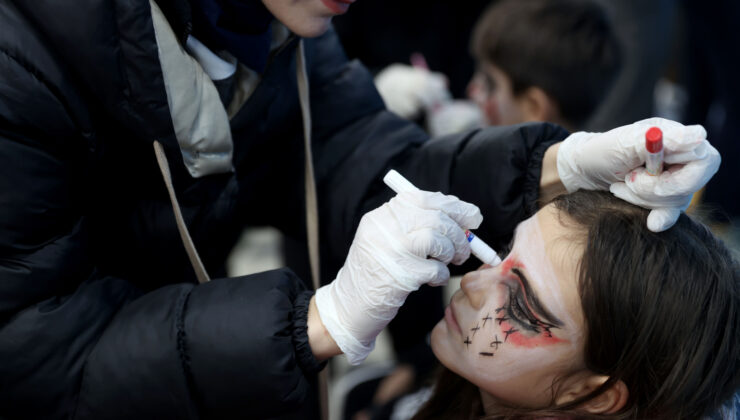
[479,352,494,357]
[495,306,505,314]
[496,316,509,325]
[504,327,518,341]
[482,314,493,327]
[464,336,472,349]
[471,323,480,337]
[490,335,502,350]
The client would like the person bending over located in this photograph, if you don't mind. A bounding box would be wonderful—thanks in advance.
[413,190,738,419]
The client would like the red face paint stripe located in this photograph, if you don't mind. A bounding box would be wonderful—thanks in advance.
[499,320,566,348]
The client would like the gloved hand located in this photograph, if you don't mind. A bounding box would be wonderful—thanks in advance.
[375,64,451,120]
[426,100,484,137]
[315,189,482,365]
[557,117,721,232]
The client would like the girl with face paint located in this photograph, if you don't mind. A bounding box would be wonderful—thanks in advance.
[417,190,739,420]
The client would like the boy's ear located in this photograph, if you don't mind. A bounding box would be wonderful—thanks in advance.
[518,86,559,123]
[555,374,629,415]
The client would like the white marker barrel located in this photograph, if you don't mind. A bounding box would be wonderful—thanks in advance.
[383,169,502,266]
[465,230,502,266]
[383,169,419,194]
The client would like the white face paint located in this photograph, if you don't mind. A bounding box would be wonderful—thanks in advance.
[430,205,587,407]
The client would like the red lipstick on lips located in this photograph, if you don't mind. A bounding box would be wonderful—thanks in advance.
[320,0,354,15]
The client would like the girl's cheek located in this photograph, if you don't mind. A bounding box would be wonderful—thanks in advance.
[466,282,568,362]
[497,320,566,348]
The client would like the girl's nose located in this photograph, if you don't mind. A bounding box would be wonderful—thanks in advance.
[459,267,495,309]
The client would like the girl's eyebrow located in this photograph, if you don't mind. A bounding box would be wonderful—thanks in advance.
[511,268,564,328]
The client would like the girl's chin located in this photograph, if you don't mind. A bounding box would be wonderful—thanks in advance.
[429,322,447,358]
[429,321,463,373]
[429,320,446,348]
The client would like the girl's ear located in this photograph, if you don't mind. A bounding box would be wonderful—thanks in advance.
[555,374,629,414]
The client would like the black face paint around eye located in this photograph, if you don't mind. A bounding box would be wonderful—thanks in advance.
[506,285,541,333]
[510,267,564,328]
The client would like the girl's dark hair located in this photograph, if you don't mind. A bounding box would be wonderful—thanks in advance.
[414,190,740,419]
[471,0,621,128]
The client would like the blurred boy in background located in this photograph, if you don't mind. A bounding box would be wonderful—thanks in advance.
[467,0,621,131]
[376,0,621,135]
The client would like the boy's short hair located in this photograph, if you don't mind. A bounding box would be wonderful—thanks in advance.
[471,0,621,127]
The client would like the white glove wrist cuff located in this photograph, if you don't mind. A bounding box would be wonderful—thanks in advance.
[557,131,593,193]
[315,285,375,365]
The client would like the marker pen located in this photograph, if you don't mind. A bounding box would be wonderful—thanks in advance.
[382,169,503,266]
[645,127,663,176]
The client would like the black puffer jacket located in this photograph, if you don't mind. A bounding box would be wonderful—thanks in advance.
[0,0,568,418]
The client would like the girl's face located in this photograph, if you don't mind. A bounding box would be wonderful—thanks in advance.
[431,205,586,407]
[262,0,354,38]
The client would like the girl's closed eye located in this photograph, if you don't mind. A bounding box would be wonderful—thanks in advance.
[504,285,542,333]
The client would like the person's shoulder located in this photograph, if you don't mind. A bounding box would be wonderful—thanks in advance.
[0,2,96,145]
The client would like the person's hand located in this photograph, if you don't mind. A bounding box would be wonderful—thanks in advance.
[556,117,721,232]
[426,100,484,137]
[374,64,451,120]
[315,190,482,365]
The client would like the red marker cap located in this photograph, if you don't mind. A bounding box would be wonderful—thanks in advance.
[646,127,663,153]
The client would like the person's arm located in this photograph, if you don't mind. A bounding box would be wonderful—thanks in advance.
[397,123,570,251]
[2,230,323,420]
[307,295,341,361]
[539,142,567,207]
[0,70,322,420]
[302,28,571,281]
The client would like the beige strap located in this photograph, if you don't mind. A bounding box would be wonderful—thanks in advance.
[296,41,321,290]
[154,141,211,284]
[296,40,328,420]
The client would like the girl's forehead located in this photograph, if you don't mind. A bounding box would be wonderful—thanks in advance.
[513,205,575,259]
[510,211,545,254]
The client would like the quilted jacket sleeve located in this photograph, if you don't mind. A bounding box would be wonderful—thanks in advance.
[0,46,321,420]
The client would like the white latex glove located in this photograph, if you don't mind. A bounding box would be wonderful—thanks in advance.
[426,100,484,137]
[315,189,482,365]
[557,117,721,232]
[375,64,452,120]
